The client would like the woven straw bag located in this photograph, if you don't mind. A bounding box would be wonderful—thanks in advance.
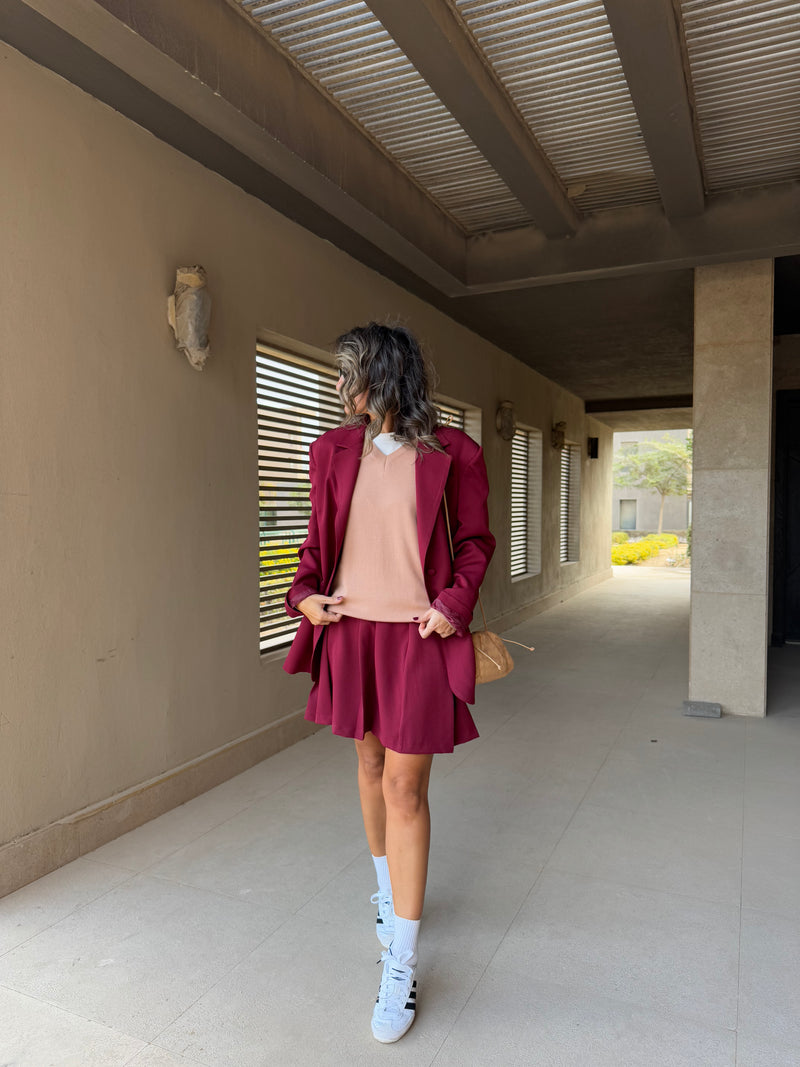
[442,497,533,685]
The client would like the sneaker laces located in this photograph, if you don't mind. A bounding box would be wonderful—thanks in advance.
[370,891,394,923]
[376,950,413,1017]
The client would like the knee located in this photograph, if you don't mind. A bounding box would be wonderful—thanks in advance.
[357,748,386,785]
[383,772,428,818]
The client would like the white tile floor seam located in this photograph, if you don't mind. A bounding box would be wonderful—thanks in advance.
[137,843,386,1061]
[434,687,641,1018]
[422,747,626,1067]
[733,735,747,1059]
[0,858,139,961]
[421,720,643,1067]
[84,742,338,878]
[3,569,800,1065]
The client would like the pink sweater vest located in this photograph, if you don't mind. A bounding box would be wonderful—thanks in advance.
[331,444,431,622]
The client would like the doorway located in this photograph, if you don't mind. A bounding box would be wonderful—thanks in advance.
[772,389,800,645]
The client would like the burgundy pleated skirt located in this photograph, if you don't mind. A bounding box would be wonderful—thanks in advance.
[304,615,479,754]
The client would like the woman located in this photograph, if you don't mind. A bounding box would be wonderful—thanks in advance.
[283,323,495,1043]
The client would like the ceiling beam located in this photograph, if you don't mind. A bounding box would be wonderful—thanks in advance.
[603,0,705,219]
[589,408,694,431]
[585,395,693,413]
[465,182,800,291]
[367,0,579,239]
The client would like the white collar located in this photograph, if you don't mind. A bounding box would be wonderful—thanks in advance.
[373,433,404,456]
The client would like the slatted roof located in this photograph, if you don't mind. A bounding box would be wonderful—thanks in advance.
[242,0,532,232]
[8,0,800,412]
[454,0,661,214]
[238,0,800,235]
[681,0,800,192]
[11,0,798,303]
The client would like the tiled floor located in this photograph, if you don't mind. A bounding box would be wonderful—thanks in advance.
[2,570,800,1066]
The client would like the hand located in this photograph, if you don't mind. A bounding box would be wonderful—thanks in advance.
[417,607,455,639]
[297,594,344,626]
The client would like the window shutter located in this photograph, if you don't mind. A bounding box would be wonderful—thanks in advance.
[511,427,543,579]
[560,446,571,563]
[528,432,542,575]
[560,444,580,563]
[511,430,530,577]
[257,344,340,653]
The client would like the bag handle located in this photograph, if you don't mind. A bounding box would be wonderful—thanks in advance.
[441,493,535,653]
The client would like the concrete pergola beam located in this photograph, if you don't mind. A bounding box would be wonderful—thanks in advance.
[465,183,800,291]
[367,0,580,239]
[589,408,694,431]
[585,395,693,414]
[603,0,705,219]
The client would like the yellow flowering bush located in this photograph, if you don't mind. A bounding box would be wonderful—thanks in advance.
[612,531,630,544]
[643,533,679,548]
[611,541,660,565]
[259,539,299,592]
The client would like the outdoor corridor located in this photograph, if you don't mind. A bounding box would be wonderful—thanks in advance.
[1,570,799,1066]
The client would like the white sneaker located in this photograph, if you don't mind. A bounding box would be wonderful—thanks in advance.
[370,891,395,948]
[371,950,417,1044]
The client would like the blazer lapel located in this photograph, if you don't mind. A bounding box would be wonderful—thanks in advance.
[415,444,452,568]
[331,425,365,562]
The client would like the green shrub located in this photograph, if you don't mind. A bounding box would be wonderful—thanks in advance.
[612,531,630,544]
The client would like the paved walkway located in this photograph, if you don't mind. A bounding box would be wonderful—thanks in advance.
[1,571,799,1066]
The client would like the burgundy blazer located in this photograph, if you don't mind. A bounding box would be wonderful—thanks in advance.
[282,422,496,704]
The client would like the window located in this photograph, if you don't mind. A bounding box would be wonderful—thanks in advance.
[559,443,581,563]
[510,427,543,579]
[256,343,340,653]
[437,395,482,443]
[619,499,637,531]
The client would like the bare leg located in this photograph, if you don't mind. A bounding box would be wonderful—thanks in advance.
[382,749,434,921]
[354,732,387,857]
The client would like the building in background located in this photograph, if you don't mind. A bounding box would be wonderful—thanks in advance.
[612,430,691,535]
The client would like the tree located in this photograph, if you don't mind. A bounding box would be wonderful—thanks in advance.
[613,434,692,534]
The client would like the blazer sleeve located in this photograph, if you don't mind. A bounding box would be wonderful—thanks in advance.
[432,446,496,635]
[284,441,323,618]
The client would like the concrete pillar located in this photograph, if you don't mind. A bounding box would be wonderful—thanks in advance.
[690,260,774,716]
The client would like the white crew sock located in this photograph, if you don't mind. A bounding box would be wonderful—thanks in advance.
[372,854,392,899]
[390,916,420,967]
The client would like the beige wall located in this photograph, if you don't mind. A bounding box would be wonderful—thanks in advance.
[0,44,612,886]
